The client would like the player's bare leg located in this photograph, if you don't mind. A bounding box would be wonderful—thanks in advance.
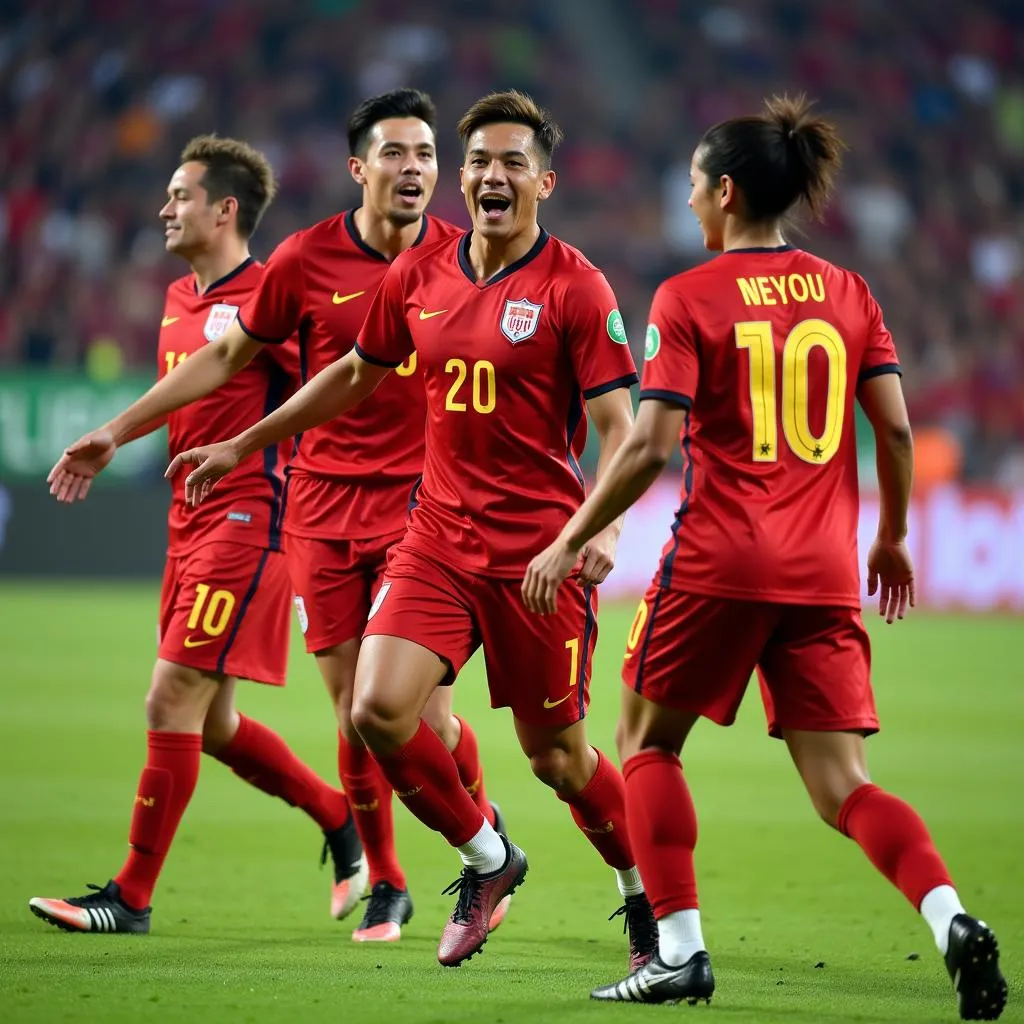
[353,635,526,966]
[785,729,1006,1020]
[512,715,657,973]
[592,689,713,1004]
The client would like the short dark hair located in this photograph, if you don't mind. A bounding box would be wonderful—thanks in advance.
[180,134,276,238]
[457,90,563,168]
[347,88,437,158]
[698,94,845,222]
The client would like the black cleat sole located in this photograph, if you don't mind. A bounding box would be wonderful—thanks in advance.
[952,924,1007,1021]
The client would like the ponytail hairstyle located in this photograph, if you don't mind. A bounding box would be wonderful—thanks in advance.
[697,94,845,222]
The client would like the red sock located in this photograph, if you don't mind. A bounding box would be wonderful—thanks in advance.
[114,730,203,910]
[623,749,699,917]
[449,716,496,827]
[559,748,634,870]
[837,783,954,909]
[374,721,484,848]
[337,731,405,889]
[213,714,349,832]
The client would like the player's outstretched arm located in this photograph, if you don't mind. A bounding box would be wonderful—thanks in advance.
[167,349,391,507]
[523,397,684,614]
[110,320,262,446]
[858,372,915,623]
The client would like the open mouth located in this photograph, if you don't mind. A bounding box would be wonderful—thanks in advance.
[396,182,423,204]
[479,193,511,221]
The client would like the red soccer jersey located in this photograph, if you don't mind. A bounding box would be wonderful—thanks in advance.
[237,210,461,539]
[640,245,901,605]
[355,230,638,576]
[159,258,296,555]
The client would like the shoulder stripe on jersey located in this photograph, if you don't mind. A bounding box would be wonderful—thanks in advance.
[457,229,550,286]
[657,407,693,589]
[857,362,902,383]
[215,549,271,675]
[577,585,596,720]
[197,256,255,296]
[354,342,403,369]
[237,312,289,345]
[639,388,693,409]
[582,373,639,400]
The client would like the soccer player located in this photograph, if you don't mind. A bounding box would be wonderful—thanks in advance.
[30,135,367,934]
[521,96,1008,1020]
[40,90,504,943]
[167,90,659,971]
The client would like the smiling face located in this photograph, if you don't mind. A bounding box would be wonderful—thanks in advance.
[459,122,555,242]
[160,161,231,259]
[350,117,438,227]
[688,145,728,252]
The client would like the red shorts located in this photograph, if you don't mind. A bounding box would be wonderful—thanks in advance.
[363,544,598,727]
[621,586,877,738]
[159,542,291,686]
[286,531,404,653]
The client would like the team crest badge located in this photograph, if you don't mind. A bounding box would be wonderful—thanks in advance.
[500,298,543,344]
[203,303,239,342]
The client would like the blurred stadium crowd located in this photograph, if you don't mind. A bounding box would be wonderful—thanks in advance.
[1,0,1022,483]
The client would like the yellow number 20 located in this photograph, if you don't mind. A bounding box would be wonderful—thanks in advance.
[444,358,496,414]
[735,319,847,465]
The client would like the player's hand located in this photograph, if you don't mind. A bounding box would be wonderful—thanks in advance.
[46,429,117,503]
[165,440,242,506]
[577,523,619,588]
[522,538,579,615]
[866,535,916,624]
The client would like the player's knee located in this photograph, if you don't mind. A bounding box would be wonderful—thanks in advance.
[201,706,239,755]
[807,776,866,830]
[351,693,406,749]
[422,704,456,746]
[527,747,575,792]
[145,662,212,732]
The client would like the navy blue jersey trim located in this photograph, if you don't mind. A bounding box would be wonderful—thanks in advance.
[656,408,693,588]
[345,209,430,262]
[639,388,693,409]
[582,373,639,400]
[458,229,550,286]
[577,585,596,720]
[407,474,423,516]
[216,548,271,674]
[355,342,402,368]
[237,312,288,345]
[565,390,586,491]
[195,256,255,296]
[633,586,665,694]
[722,245,794,255]
[261,362,290,550]
[858,362,902,383]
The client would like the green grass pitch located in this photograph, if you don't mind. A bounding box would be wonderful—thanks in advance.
[0,582,1020,1023]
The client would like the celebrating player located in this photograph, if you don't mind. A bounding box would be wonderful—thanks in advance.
[30,135,367,934]
[167,90,659,971]
[522,95,1007,1020]
[35,90,505,942]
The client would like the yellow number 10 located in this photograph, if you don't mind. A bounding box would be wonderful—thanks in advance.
[735,319,847,465]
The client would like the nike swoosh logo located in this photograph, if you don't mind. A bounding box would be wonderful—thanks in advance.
[332,290,366,304]
[183,635,217,648]
[419,308,448,320]
[161,316,180,327]
[543,692,574,709]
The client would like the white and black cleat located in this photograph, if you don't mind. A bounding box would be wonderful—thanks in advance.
[29,880,150,934]
[591,950,715,1005]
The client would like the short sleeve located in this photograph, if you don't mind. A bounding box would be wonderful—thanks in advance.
[355,259,414,368]
[639,281,697,409]
[237,232,307,344]
[562,270,639,399]
[858,288,901,384]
